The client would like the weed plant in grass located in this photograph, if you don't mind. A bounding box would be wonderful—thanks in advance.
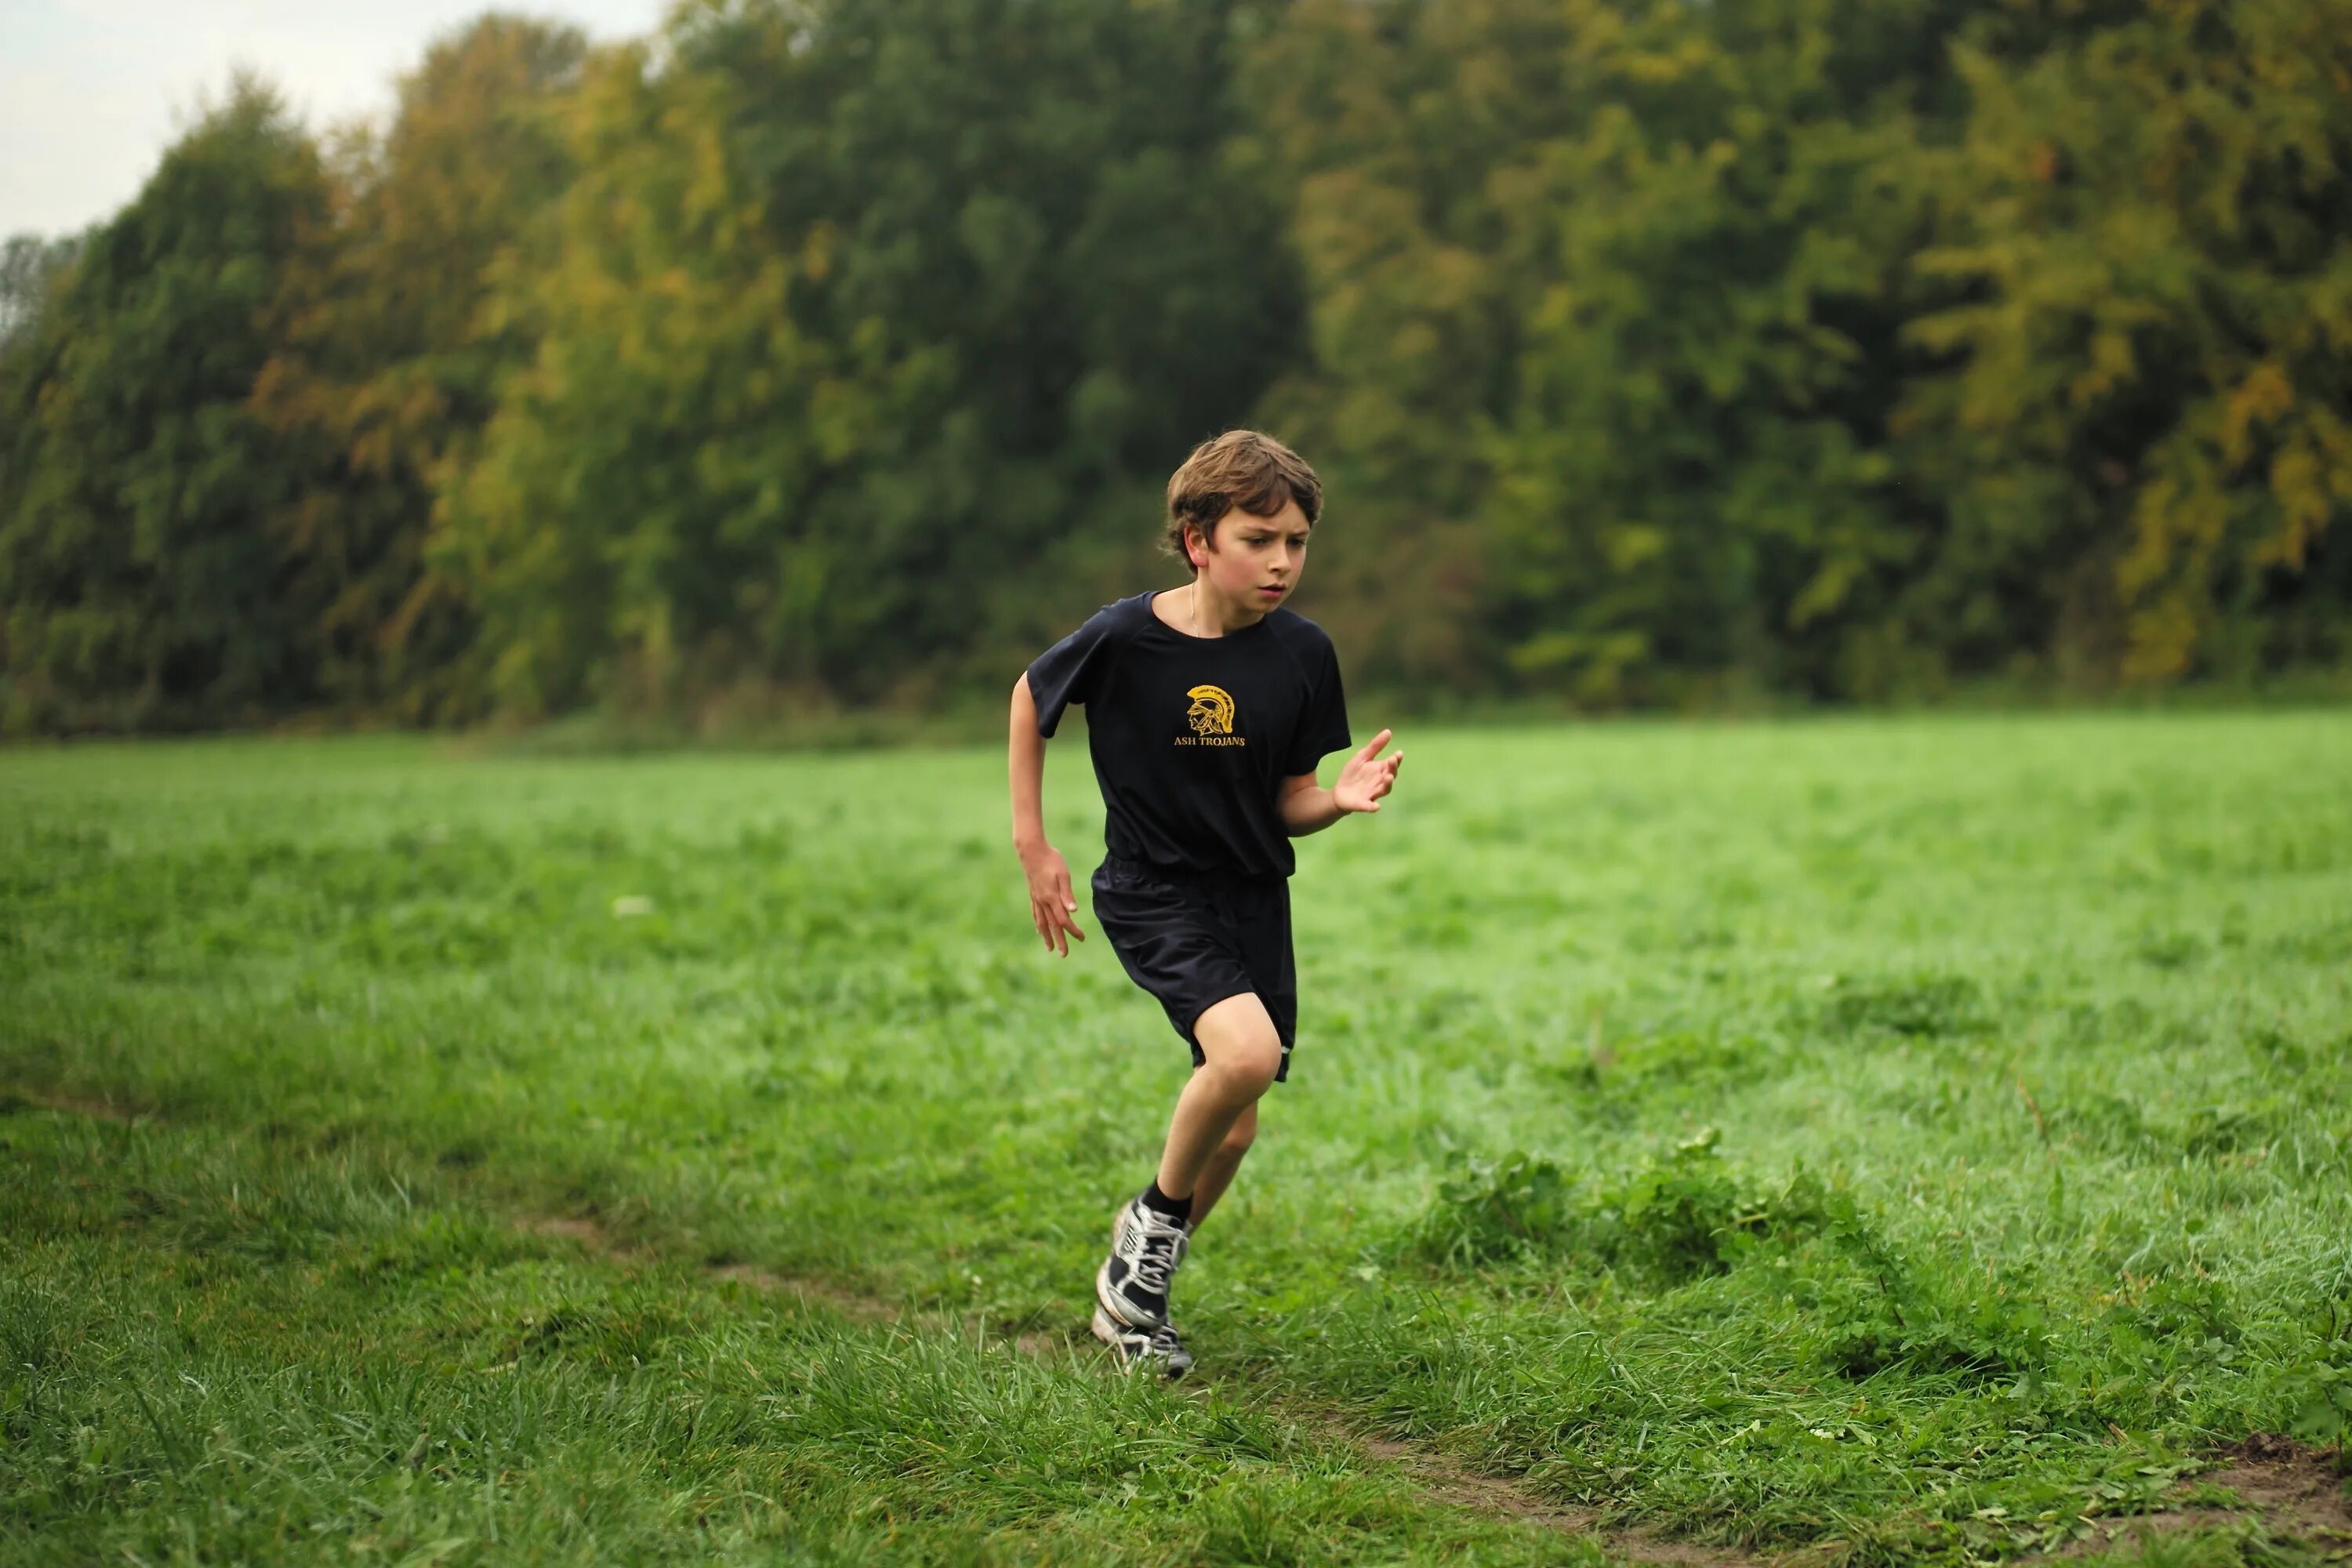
[3,713,2350,1565]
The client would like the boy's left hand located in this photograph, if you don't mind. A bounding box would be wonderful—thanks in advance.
[1333,729,1403,814]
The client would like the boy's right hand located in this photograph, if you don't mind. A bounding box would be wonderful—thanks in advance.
[1019,842,1087,956]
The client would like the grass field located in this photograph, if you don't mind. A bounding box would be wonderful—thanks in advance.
[5,713,2350,1566]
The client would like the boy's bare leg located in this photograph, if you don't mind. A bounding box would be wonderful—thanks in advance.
[1186,1102,1256,1228]
[1155,993,1282,1206]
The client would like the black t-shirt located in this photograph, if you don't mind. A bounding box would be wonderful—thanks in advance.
[1028,591,1352,880]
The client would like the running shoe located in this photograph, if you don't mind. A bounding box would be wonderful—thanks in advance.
[1091,1306,1195,1378]
[1094,1192,1189,1330]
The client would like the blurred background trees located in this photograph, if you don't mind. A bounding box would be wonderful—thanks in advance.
[441,0,1296,720]
[0,79,332,731]
[252,16,589,724]
[2,0,2347,733]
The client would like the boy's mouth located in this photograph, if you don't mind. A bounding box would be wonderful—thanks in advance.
[1256,584,1287,600]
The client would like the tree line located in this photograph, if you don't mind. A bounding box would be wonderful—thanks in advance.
[3,0,2347,734]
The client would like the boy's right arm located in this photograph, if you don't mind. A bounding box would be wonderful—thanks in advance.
[1009,672,1086,956]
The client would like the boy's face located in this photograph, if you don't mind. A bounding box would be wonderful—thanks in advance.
[1187,496,1312,612]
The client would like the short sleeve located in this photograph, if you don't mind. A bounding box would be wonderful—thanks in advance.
[1025,604,1125,737]
[1283,639,1352,775]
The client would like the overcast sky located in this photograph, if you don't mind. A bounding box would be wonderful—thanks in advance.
[1,0,670,239]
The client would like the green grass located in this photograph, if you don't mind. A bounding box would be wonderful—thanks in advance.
[4,713,2350,1566]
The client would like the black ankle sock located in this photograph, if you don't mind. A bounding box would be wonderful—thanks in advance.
[1141,1181,1193,1222]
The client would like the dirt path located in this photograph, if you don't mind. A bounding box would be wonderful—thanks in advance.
[2063,1433,2352,1557]
[506,1207,2352,1567]
[12,1089,2342,1564]
[506,1205,1771,1566]
[5,1084,140,1122]
[2201,1433,2352,1542]
[1354,1432,1773,1566]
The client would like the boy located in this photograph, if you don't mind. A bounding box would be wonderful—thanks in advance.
[1007,430,1403,1377]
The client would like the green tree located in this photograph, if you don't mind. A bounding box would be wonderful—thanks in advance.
[1245,0,2352,704]
[0,234,82,355]
[1902,0,2352,684]
[252,14,586,720]
[11,0,2347,731]
[1471,0,1977,704]
[0,78,331,732]
[442,0,1299,720]
[1236,0,1584,697]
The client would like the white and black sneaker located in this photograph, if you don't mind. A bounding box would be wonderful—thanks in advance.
[1094,1192,1189,1331]
[1091,1306,1195,1378]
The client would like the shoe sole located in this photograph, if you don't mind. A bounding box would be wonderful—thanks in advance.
[1091,1306,1189,1380]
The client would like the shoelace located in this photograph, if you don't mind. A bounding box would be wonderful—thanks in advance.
[1147,1323,1188,1359]
[1128,1212,1188,1295]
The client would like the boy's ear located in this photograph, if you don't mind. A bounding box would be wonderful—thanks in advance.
[1185,518,1213,569]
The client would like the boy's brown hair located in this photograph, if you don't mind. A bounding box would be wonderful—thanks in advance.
[1164,430,1322,561]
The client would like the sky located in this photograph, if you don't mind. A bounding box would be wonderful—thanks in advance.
[0,0,670,239]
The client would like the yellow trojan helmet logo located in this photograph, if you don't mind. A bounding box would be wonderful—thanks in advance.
[1185,684,1236,736]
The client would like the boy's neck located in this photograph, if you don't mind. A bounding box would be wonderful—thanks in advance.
[1179,575,1264,639]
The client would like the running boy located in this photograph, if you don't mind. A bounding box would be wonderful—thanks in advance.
[1007,430,1402,1377]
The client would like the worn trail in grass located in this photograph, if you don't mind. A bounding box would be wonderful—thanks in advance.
[5,714,2350,1565]
[2,1098,1602,1566]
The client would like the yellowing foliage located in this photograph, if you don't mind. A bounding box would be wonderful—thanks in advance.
[4,0,2348,729]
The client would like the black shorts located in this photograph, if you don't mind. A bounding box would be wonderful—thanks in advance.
[1091,855,1298,1081]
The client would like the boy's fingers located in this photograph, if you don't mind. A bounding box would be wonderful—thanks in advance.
[1033,898,1080,954]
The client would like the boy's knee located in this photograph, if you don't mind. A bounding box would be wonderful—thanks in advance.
[1209,1040,1281,1099]
[1195,993,1283,1099]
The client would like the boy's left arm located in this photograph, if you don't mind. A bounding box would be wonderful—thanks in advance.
[1279,729,1403,837]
